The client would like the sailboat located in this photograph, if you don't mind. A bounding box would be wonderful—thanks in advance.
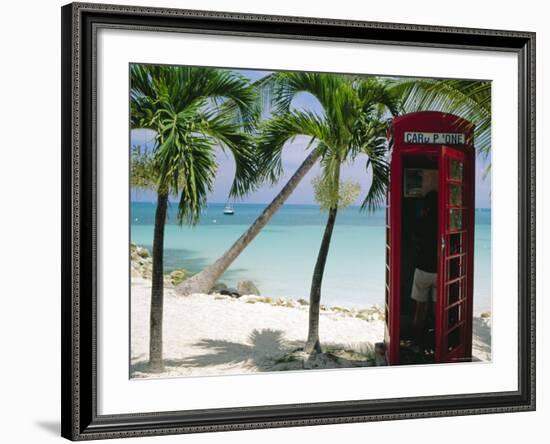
[223,203,234,215]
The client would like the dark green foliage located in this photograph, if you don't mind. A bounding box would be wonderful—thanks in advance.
[130,64,260,370]
[392,78,491,163]
[130,145,157,190]
[130,64,260,225]
[257,72,400,213]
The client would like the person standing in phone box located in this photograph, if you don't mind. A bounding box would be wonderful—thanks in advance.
[411,190,438,350]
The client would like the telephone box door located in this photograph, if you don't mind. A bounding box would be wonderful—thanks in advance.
[384,150,402,365]
[435,146,474,363]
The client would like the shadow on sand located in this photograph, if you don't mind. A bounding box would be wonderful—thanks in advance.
[131,329,375,377]
[131,329,298,375]
[178,328,299,370]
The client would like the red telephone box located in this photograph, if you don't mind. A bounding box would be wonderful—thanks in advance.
[384,111,475,365]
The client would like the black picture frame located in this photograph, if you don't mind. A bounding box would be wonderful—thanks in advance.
[61,2,536,440]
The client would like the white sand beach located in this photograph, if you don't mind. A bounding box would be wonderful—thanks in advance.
[130,276,492,379]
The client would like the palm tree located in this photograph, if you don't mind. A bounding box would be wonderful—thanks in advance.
[255,74,395,354]
[130,64,259,371]
[176,72,399,326]
[392,79,491,173]
[306,177,361,353]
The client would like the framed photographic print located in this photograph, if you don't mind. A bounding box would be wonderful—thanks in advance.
[61,2,536,440]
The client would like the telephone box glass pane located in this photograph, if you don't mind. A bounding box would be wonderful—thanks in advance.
[449,209,463,230]
[448,326,462,351]
[449,184,462,206]
[450,159,463,181]
[404,169,424,197]
[448,257,462,280]
[449,233,462,254]
[448,304,462,329]
[448,280,462,305]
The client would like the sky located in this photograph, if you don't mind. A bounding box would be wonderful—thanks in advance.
[130,69,492,208]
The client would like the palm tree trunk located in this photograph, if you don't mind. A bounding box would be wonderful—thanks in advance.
[176,148,322,296]
[304,205,339,355]
[149,191,168,371]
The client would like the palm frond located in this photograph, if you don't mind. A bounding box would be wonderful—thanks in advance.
[256,73,398,212]
[130,63,261,225]
[361,136,390,212]
[392,78,491,159]
[199,111,258,198]
[256,110,330,183]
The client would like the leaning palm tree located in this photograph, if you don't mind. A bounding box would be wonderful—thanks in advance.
[257,77,394,354]
[130,64,259,371]
[176,72,399,316]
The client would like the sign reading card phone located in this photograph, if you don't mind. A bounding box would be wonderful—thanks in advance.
[404,132,466,145]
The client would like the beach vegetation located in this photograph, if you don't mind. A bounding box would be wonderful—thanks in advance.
[130,64,259,371]
[311,176,361,212]
[254,73,398,355]
[168,269,189,286]
[130,145,157,189]
[176,73,399,310]
[306,177,361,354]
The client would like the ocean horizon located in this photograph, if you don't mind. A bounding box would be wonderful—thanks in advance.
[131,202,492,314]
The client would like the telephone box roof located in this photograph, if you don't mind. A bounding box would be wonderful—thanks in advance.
[392,111,474,131]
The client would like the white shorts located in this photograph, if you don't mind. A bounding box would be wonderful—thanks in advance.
[411,268,437,303]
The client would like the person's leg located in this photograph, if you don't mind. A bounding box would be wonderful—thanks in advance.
[413,300,428,347]
[411,269,430,348]
[430,273,437,303]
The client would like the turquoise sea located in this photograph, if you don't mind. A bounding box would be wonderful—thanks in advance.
[131,202,492,314]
